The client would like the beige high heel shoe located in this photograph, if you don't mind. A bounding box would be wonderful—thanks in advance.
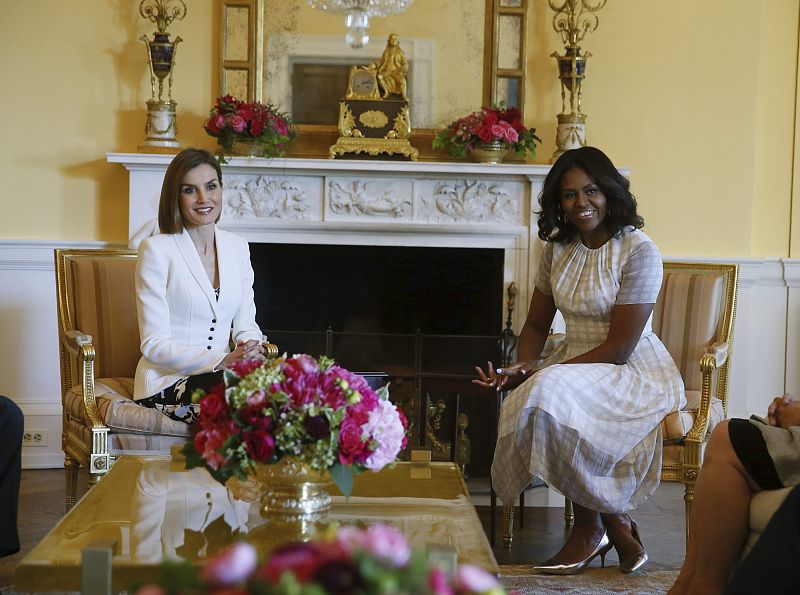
[532,531,613,575]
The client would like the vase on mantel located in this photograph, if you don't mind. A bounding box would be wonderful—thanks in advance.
[231,138,263,157]
[470,140,511,164]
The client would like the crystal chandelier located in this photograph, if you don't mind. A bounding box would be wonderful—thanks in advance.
[307,0,414,49]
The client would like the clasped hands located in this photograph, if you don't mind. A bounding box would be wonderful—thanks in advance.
[473,360,535,392]
[767,393,800,429]
[220,339,266,369]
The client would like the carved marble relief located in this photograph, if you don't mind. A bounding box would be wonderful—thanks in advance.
[223,175,317,220]
[326,179,412,220]
[417,179,523,225]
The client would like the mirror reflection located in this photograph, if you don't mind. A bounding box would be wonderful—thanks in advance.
[248,0,486,128]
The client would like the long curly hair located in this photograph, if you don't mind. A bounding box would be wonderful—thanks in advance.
[537,146,643,243]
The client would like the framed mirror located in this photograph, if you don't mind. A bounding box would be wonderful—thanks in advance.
[218,0,528,158]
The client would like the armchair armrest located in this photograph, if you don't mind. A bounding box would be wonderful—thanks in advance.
[62,330,104,428]
[686,340,731,443]
[706,340,730,368]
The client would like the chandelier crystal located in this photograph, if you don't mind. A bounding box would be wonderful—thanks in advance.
[307,0,414,49]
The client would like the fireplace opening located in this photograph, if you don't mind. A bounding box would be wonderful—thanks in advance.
[250,243,511,478]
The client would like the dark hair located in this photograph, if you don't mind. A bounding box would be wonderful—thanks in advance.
[537,146,643,243]
[158,148,223,234]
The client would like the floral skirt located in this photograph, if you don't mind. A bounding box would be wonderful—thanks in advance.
[136,371,223,424]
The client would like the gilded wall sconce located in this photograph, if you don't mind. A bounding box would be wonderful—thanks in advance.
[549,0,606,162]
[138,0,186,151]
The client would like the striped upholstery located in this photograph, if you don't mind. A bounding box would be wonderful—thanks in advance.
[652,270,725,392]
[653,268,728,442]
[66,256,141,379]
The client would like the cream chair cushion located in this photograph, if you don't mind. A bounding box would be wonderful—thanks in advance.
[743,486,793,556]
[64,377,189,437]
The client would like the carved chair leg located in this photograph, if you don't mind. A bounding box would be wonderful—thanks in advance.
[564,497,575,528]
[502,505,515,549]
[684,480,696,550]
[64,455,79,511]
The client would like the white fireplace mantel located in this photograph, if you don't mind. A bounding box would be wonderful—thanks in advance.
[108,153,556,329]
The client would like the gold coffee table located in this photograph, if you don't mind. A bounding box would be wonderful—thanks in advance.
[16,456,497,592]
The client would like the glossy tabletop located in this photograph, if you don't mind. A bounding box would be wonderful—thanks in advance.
[16,456,497,591]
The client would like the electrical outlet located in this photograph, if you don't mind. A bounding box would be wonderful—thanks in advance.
[22,429,48,447]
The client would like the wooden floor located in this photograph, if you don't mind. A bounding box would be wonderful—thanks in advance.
[0,468,687,591]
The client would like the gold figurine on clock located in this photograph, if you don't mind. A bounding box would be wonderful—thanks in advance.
[330,34,419,160]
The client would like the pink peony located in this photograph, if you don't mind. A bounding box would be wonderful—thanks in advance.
[229,357,263,378]
[200,542,258,586]
[361,524,411,566]
[194,429,229,470]
[453,564,502,594]
[428,567,455,595]
[362,398,407,471]
[336,524,411,567]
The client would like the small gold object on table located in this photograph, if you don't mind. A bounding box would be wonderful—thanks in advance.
[549,0,606,162]
[138,0,186,152]
[241,457,333,549]
[330,34,419,160]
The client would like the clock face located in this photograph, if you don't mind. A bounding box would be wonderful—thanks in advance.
[347,68,378,99]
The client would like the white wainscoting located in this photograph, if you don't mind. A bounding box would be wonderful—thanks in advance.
[1,240,796,473]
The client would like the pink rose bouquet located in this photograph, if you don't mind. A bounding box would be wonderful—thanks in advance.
[134,524,506,595]
[432,105,541,159]
[203,94,295,158]
[182,354,408,497]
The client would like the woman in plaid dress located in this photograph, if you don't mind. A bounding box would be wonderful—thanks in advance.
[475,147,684,574]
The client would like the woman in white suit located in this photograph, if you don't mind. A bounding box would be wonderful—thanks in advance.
[134,148,265,423]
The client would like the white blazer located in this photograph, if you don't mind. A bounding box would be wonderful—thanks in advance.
[133,227,262,400]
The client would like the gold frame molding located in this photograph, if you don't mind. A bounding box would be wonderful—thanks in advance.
[217,0,528,159]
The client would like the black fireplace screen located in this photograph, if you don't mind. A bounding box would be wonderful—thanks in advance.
[250,243,512,478]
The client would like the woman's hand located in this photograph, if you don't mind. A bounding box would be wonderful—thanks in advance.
[220,339,265,369]
[472,360,532,392]
[768,394,800,428]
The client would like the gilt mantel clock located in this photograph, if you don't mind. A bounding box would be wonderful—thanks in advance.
[329,35,419,160]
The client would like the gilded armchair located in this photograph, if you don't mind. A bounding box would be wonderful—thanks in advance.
[498,261,738,548]
[55,248,279,509]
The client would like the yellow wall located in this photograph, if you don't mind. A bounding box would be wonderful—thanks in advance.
[527,0,799,257]
[0,0,218,242]
[1,0,798,258]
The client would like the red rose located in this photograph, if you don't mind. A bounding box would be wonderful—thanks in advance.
[476,125,494,143]
[204,116,221,135]
[250,118,264,137]
[244,429,275,463]
[199,391,229,422]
